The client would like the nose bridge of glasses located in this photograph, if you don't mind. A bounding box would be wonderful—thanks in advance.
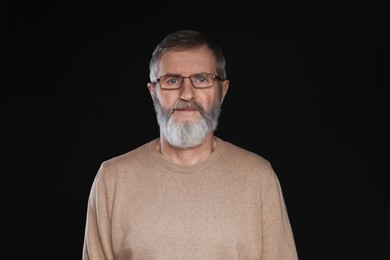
[181,76,195,88]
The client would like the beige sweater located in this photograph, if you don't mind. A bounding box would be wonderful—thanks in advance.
[83,137,298,259]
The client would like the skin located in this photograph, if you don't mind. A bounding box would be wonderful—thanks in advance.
[147,46,230,165]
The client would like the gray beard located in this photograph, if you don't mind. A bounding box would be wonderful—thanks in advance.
[153,97,222,149]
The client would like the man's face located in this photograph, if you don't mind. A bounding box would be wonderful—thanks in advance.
[147,46,229,148]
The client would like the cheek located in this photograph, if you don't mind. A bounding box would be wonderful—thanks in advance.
[202,91,219,109]
[156,91,177,108]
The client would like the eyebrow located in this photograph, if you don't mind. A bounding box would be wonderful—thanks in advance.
[161,72,210,77]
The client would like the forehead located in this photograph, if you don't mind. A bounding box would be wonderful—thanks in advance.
[158,46,216,75]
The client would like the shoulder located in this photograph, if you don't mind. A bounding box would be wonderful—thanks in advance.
[220,139,271,170]
[216,138,279,193]
[97,139,157,180]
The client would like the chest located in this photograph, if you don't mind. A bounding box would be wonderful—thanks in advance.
[112,177,263,259]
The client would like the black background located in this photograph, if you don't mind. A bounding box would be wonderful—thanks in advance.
[4,1,388,259]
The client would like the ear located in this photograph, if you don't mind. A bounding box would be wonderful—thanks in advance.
[147,82,156,99]
[220,80,229,103]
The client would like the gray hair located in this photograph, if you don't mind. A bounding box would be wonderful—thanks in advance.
[149,29,227,83]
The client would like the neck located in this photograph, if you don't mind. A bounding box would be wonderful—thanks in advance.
[156,134,217,165]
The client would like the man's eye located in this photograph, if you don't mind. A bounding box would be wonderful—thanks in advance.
[167,78,180,84]
[193,74,207,83]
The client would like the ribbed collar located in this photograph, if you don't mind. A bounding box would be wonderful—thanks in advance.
[147,137,227,174]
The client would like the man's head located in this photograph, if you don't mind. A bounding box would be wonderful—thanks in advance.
[147,30,229,149]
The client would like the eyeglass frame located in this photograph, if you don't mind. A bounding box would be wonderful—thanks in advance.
[154,73,224,90]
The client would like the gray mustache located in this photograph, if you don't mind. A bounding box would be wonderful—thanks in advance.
[173,101,203,111]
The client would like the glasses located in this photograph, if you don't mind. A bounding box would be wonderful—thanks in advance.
[155,73,223,90]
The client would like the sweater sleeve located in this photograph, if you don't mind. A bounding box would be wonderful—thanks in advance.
[261,166,299,260]
[82,164,116,260]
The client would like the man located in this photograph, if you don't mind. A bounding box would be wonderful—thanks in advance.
[83,29,298,259]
